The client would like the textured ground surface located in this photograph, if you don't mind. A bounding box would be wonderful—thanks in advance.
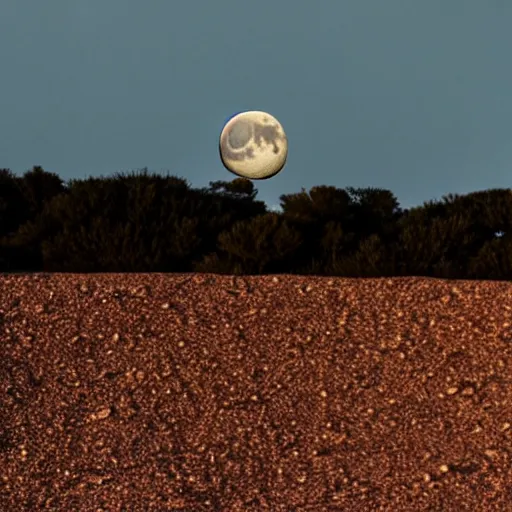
[1,273,511,511]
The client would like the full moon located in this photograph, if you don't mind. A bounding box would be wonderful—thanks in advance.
[219,110,288,180]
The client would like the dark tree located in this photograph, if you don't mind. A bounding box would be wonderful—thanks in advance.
[345,187,403,243]
[468,233,512,280]
[0,168,27,239]
[328,234,397,277]
[201,212,303,274]
[20,166,66,218]
[1,163,511,278]
[206,178,258,201]
[395,198,476,277]
[38,170,203,271]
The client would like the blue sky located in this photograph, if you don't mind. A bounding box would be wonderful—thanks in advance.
[1,1,511,210]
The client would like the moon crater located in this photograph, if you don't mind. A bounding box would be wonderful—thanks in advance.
[227,120,253,149]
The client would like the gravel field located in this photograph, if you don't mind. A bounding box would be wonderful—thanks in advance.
[1,273,511,511]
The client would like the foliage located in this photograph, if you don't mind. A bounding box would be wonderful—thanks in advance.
[214,212,303,274]
[1,165,511,278]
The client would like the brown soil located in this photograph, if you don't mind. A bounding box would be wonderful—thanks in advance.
[1,273,511,511]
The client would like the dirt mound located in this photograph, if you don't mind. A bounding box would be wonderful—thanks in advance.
[1,273,511,511]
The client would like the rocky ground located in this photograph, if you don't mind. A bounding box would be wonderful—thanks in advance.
[1,273,511,511]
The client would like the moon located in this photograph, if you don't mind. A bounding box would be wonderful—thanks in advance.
[219,110,288,180]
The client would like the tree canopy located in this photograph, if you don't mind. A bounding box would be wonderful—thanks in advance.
[1,167,510,279]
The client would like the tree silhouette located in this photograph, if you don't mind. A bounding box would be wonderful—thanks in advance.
[468,233,512,280]
[395,199,476,277]
[0,168,27,239]
[0,168,61,270]
[329,234,394,277]
[212,212,303,274]
[1,164,511,278]
[20,166,66,218]
[38,170,203,271]
[207,178,258,201]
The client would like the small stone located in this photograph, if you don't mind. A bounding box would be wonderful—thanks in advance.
[94,407,111,420]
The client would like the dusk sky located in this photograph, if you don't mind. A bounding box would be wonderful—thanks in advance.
[1,1,511,210]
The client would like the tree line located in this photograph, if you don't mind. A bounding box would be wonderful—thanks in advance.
[1,166,511,279]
